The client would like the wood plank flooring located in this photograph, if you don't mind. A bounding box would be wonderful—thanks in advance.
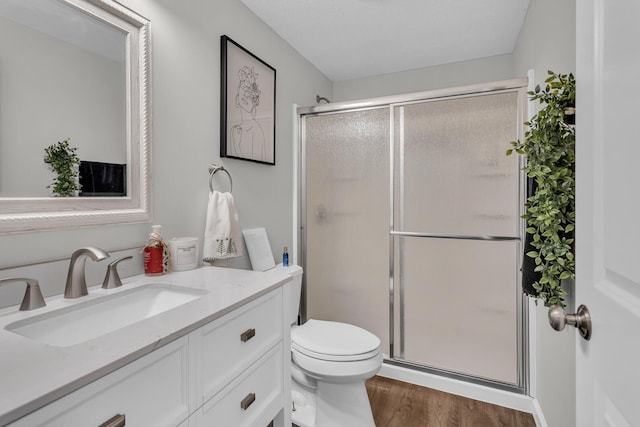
[365,376,536,427]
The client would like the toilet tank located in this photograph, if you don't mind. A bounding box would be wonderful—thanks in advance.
[281,264,303,326]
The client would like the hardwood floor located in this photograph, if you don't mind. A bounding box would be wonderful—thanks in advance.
[365,376,536,427]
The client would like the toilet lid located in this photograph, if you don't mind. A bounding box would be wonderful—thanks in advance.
[291,319,381,361]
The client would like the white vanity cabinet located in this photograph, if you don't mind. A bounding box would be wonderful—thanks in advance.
[10,336,193,427]
[194,346,283,426]
[197,289,283,405]
[8,287,287,427]
[193,290,284,426]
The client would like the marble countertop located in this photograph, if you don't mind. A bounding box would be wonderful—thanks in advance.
[0,264,296,426]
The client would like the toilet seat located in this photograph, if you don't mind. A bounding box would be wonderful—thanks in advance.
[291,319,381,362]
[292,347,383,382]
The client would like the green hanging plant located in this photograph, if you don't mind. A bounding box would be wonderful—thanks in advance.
[44,138,81,197]
[507,71,576,307]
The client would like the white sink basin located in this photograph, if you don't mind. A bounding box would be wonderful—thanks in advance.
[5,284,208,347]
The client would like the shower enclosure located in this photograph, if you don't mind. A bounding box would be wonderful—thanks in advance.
[298,79,528,391]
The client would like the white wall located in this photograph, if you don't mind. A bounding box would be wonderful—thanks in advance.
[333,53,515,102]
[512,0,576,84]
[0,0,332,277]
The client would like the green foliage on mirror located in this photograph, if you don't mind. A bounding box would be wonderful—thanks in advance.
[44,139,81,197]
[507,71,575,307]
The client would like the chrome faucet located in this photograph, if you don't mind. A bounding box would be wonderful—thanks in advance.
[64,247,109,299]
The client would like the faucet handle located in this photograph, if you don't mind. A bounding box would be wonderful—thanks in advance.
[102,256,133,289]
[0,278,46,311]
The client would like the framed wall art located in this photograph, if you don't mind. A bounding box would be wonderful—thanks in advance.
[220,35,276,165]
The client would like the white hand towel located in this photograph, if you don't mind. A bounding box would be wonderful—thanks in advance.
[203,191,242,263]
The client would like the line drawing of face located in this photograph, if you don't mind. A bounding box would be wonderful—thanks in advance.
[235,65,261,117]
[229,65,266,161]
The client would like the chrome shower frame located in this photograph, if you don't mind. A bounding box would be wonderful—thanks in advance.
[297,77,530,395]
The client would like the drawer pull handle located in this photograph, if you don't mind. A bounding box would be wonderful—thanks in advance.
[99,413,126,427]
[241,328,256,342]
[240,392,256,410]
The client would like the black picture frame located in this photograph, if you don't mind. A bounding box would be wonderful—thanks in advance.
[220,35,276,165]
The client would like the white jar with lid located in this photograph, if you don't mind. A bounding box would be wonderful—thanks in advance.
[167,237,200,271]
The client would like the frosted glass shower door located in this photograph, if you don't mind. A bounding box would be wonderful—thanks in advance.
[393,91,523,385]
[303,108,391,352]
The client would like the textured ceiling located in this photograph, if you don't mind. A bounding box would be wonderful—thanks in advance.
[241,0,531,82]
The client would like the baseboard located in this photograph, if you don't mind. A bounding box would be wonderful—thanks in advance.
[378,362,536,416]
[531,398,549,427]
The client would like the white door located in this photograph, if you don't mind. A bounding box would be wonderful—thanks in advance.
[576,1,640,426]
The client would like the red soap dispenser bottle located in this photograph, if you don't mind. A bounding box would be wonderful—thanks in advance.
[144,225,167,275]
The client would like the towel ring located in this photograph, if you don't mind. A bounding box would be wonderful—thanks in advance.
[208,165,233,193]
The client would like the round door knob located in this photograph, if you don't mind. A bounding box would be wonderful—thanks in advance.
[548,304,592,341]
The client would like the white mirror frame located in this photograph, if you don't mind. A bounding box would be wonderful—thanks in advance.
[0,0,151,234]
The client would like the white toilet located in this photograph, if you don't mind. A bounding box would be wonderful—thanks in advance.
[284,265,383,427]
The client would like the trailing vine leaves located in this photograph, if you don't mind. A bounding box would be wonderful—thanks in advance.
[506,71,575,307]
[44,139,81,197]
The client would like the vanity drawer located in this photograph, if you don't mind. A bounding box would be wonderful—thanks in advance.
[196,345,283,427]
[199,289,282,403]
[10,337,192,427]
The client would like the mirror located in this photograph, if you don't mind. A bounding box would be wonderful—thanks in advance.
[0,0,151,233]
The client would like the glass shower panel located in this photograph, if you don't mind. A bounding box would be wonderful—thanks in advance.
[398,92,521,237]
[394,90,522,385]
[398,237,519,384]
[304,108,391,352]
